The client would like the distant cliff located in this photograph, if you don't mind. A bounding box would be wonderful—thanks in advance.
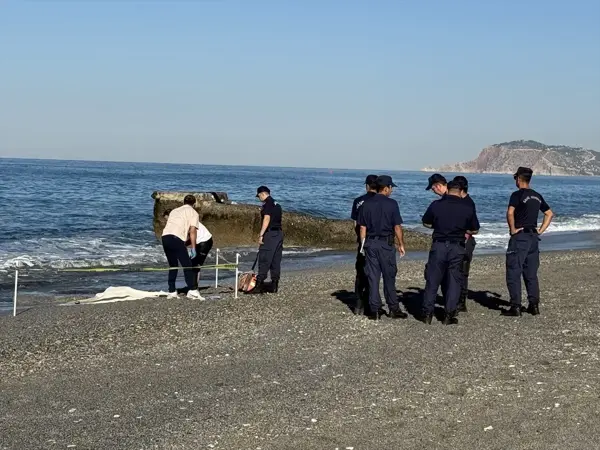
[423,140,600,176]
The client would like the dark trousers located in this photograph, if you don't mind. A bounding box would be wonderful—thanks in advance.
[506,232,540,307]
[364,239,399,314]
[423,241,466,316]
[190,238,213,289]
[460,237,476,304]
[162,234,196,292]
[256,230,284,284]
[355,244,369,306]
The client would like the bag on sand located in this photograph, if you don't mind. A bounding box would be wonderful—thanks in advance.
[238,254,259,292]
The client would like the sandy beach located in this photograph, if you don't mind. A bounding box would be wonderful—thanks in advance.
[2,250,600,449]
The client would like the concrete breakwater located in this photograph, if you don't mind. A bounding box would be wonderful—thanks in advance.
[152,191,431,250]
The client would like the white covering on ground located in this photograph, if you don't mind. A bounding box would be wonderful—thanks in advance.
[73,286,168,304]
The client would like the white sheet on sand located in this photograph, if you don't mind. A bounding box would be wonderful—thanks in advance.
[72,286,168,305]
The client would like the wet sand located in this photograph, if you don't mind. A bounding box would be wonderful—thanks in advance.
[1,250,600,449]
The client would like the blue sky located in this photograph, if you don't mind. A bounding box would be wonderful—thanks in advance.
[1,0,599,169]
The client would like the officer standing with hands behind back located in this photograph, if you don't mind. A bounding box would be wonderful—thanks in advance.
[503,167,553,317]
[249,186,284,295]
[421,180,480,325]
[357,175,408,321]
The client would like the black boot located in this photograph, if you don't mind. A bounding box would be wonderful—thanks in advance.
[501,305,522,317]
[246,281,266,295]
[354,296,365,315]
[270,280,279,293]
[526,304,540,316]
[419,313,433,324]
[442,311,459,325]
[367,311,381,321]
[389,309,408,319]
[457,298,467,313]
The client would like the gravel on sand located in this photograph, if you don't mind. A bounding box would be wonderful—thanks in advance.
[1,251,600,449]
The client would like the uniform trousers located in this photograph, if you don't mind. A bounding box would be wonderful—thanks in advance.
[423,241,466,316]
[364,238,400,314]
[256,230,284,284]
[506,231,540,307]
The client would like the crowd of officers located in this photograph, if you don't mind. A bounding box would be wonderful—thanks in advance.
[352,167,553,324]
[161,167,553,320]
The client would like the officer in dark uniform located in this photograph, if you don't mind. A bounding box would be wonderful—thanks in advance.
[421,180,480,325]
[351,174,378,314]
[453,175,477,313]
[424,173,449,300]
[503,167,554,316]
[357,175,408,321]
[249,186,284,294]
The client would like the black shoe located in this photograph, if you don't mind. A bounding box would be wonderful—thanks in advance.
[270,280,279,293]
[246,282,266,295]
[367,312,381,321]
[526,304,540,316]
[501,306,522,317]
[457,300,467,313]
[442,312,459,325]
[389,309,408,319]
[419,313,433,324]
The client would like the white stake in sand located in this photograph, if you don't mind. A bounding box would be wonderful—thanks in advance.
[215,248,220,288]
[234,253,240,299]
[13,269,18,317]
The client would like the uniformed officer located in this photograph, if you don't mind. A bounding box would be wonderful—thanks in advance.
[357,175,408,321]
[351,174,378,314]
[421,180,480,325]
[249,186,284,295]
[502,167,554,316]
[453,175,477,313]
[424,173,449,300]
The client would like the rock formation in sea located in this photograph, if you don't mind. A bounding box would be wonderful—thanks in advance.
[423,140,600,176]
[152,191,430,250]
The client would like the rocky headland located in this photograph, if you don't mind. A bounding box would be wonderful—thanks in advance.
[152,191,430,251]
[424,140,600,176]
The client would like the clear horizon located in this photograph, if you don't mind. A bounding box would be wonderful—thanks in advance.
[1,1,599,170]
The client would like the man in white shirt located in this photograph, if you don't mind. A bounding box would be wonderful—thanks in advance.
[186,220,214,290]
[161,195,203,299]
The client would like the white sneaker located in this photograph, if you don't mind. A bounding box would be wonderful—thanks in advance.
[167,292,178,299]
[187,289,205,300]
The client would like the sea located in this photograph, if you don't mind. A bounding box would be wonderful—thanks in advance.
[1,158,599,302]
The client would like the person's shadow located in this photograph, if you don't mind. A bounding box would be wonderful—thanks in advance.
[468,290,509,310]
[330,289,360,314]
[398,287,446,321]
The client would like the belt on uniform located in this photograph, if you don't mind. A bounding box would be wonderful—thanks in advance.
[521,228,538,234]
[366,235,392,240]
[433,239,465,246]
[267,227,282,231]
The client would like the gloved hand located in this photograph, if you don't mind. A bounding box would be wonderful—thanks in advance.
[188,248,197,259]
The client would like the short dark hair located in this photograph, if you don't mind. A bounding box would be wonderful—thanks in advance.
[376,184,387,193]
[447,180,461,191]
[518,172,532,183]
[453,176,468,193]
[365,174,378,190]
[183,195,196,206]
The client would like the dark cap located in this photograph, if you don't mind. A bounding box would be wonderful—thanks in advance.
[256,186,270,197]
[425,173,447,190]
[513,166,533,179]
[376,175,397,188]
[453,175,468,192]
[447,180,462,191]
[364,174,378,185]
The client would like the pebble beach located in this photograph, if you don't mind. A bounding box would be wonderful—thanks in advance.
[1,250,600,449]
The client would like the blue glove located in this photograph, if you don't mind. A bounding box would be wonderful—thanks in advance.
[188,248,197,259]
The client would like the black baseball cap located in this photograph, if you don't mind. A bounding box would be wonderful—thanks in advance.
[453,175,468,192]
[513,167,533,179]
[425,173,447,190]
[256,186,270,197]
[364,174,378,185]
[376,175,397,187]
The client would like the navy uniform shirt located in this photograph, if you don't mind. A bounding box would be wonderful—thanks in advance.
[357,194,403,237]
[261,196,283,228]
[422,194,480,241]
[509,188,550,228]
[351,191,376,239]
